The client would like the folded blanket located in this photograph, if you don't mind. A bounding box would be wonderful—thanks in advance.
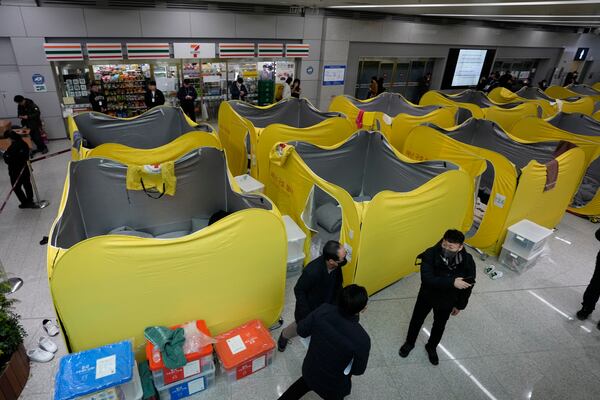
[315,203,342,233]
[144,326,187,370]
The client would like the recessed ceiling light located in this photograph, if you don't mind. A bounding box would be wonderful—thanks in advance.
[328,1,600,9]
[423,14,600,19]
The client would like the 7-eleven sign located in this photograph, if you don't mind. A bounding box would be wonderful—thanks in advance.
[174,43,216,59]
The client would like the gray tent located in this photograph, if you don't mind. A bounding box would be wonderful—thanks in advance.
[516,87,556,101]
[441,89,522,109]
[228,98,342,128]
[51,148,271,249]
[72,106,212,149]
[567,84,600,97]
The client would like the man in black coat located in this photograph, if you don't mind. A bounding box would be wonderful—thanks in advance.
[14,95,47,155]
[278,240,346,352]
[144,80,165,109]
[230,77,248,101]
[399,229,476,365]
[576,228,600,331]
[177,79,197,122]
[88,82,107,113]
[278,284,371,400]
[2,130,34,208]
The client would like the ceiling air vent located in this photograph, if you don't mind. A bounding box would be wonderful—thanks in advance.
[38,0,97,6]
[166,0,209,9]
[107,0,157,8]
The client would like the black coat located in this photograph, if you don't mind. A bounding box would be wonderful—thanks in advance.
[3,139,30,174]
[177,86,197,109]
[298,303,371,399]
[418,243,476,310]
[230,82,248,101]
[89,91,106,113]
[293,255,343,322]
[144,89,165,108]
[17,99,41,128]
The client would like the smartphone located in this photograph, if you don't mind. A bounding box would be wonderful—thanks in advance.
[462,276,476,285]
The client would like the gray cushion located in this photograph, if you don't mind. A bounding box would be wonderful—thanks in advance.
[108,226,154,238]
[155,230,191,239]
[315,203,342,233]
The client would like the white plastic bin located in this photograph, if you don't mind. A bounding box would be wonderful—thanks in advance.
[499,245,541,272]
[75,362,142,400]
[157,361,215,400]
[503,219,553,259]
[152,354,214,390]
[287,254,305,278]
[283,215,307,261]
[219,349,275,384]
[234,174,264,194]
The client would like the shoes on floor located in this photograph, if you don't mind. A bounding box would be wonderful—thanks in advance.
[41,148,48,154]
[398,343,414,358]
[39,236,48,245]
[27,347,54,363]
[277,332,289,352]
[425,344,439,366]
[576,308,592,321]
[18,202,35,209]
[38,336,58,353]
[43,319,60,337]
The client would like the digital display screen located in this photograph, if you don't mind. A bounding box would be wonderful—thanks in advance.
[451,49,488,87]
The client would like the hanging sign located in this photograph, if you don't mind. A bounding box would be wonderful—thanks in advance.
[32,73,47,92]
[323,65,346,86]
[87,43,123,60]
[43,43,83,61]
[173,43,216,59]
[126,43,170,59]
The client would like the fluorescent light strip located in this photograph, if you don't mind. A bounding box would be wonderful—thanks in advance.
[329,1,600,9]
[422,328,499,400]
[493,19,600,24]
[528,290,574,320]
[423,14,600,18]
[580,325,592,333]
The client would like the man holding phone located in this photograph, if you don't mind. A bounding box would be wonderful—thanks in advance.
[399,229,476,365]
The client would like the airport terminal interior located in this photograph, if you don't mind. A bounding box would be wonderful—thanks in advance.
[1,1,600,400]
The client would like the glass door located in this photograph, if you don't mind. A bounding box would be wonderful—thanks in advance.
[355,60,379,99]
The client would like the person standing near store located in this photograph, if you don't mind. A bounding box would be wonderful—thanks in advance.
[399,229,475,365]
[576,228,600,331]
[416,73,432,102]
[278,284,371,400]
[282,77,293,100]
[278,240,347,352]
[230,77,248,101]
[144,80,165,109]
[367,76,378,99]
[291,79,302,99]
[13,95,47,155]
[2,130,34,208]
[177,79,197,122]
[89,82,107,113]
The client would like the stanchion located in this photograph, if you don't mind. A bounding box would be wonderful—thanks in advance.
[27,160,49,209]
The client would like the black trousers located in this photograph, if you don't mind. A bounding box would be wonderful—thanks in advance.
[582,253,600,311]
[405,290,453,349]
[181,103,196,122]
[9,167,33,205]
[278,377,344,400]
[28,124,47,152]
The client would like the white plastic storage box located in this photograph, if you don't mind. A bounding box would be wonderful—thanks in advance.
[287,254,305,278]
[152,355,214,391]
[503,219,553,259]
[283,215,307,261]
[499,246,541,272]
[234,174,264,194]
[157,361,215,400]
[220,349,275,384]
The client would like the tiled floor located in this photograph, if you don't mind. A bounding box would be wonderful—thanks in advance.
[1,138,600,399]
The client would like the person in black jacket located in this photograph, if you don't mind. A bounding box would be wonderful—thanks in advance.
[230,77,247,101]
[399,229,476,365]
[2,130,34,208]
[278,240,347,352]
[576,228,600,331]
[88,82,107,113]
[144,80,165,109]
[278,284,371,400]
[177,79,197,122]
[14,95,47,155]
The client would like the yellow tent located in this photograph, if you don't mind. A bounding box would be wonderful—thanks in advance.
[218,98,347,177]
[68,106,216,160]
[487,87,558,118]
[402,119,586,255]
[564,84,600,100]
[593,83,600,92]
[512,113,600,217]
[47,144,287,359]
[482,102,542,131]
[328,93,458,149]
[267,131,472,295]
[546,85,581,99]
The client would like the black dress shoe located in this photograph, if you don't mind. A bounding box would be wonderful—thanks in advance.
[425,344,439,366]
[576,308,592,321]
[399,343,414,358]
[277,332,289,352]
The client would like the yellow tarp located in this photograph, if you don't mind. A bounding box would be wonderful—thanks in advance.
[487,87,558,118]
[267,133,472,295]
[546,85,581,99]
[402,124,585,254]
[482,103,541,131]
[512,116,600,216]
[328,94,456,149]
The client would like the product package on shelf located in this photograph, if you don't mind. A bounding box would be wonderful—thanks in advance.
[214,319,275,383]
[54,340,141,400]
[93,64,149,117]
[146,320,215,389]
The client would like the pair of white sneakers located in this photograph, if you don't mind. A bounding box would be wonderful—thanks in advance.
[27,319,60,363]
[484,265,504,280]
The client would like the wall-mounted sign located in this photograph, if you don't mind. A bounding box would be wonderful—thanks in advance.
[574,47,590,61]
[323,65,346,86]
[127,43,170,59]
[306,66,314,75]
[219,43,255,58]
[87,43,123,60]
[258,43,284,58]
[32,73,47,92]
[43,43,83,61]
[174,43,216,59]
[285,44,310,58]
